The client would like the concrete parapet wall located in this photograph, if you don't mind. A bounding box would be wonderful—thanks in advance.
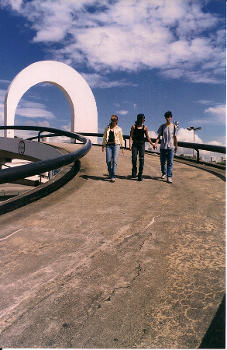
[0,137,62,162]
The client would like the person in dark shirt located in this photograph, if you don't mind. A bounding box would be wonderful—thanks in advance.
[129,114,155,181]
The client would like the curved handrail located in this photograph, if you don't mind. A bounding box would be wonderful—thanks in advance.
[0,126,91,184]
[173,140,225,154]
[76,132,226,154]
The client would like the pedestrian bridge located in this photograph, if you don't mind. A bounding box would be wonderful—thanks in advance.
[0,128,225,349]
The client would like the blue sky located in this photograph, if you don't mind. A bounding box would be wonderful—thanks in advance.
[0,0,225,146]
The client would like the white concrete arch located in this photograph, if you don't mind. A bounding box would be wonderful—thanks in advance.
[4,60,98,138]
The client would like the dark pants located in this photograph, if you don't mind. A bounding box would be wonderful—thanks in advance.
[132,142,145,176]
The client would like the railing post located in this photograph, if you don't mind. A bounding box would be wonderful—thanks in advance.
[38,131,42,142]
[196,149,200,162]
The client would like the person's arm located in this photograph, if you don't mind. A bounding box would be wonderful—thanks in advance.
[129,125,134,151]
[102,127,107,152]
[154,135,160,148]
[154,125,162,149]
[174,135,178,153]
[119,128,125,154]
[144,126,155,148]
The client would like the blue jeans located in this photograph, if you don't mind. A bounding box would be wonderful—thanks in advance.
[132,142,145,176]
[160,148,174,178]
[106,144,120,178]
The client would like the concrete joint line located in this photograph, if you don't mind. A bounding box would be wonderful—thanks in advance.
[122,216,159,248]
[143,216,159,232]
[104,285,130,303]
[104,264,142,303]
[0,228,22,241]
[138,216,159,249]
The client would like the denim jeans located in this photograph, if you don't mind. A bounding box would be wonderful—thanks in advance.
[160,148,174,178]
[132,142,145,176]
[106,144,120,178]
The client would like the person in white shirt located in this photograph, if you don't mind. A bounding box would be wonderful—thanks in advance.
[102,115,124,182]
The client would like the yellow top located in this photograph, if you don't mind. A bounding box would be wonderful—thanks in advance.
[102,125,124,147]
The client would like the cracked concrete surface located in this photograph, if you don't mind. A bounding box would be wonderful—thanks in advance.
[0,146,225,348]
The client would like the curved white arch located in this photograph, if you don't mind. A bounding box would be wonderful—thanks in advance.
[4,60,98,138]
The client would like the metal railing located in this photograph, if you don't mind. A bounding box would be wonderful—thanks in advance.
[77,132,226,164]
[0,127,225,184]
[0,126,91,184]
[20,130,226,159]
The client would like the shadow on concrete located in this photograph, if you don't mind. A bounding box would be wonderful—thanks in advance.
[0,195,18,201]
[81,174,162,182]
[117,174,162,181]
[142,175,163,181]
[80,174,133,181]
[0,160,81,216]
[80,175,109,181]
[174,159,226,182]
[199,294,225,349]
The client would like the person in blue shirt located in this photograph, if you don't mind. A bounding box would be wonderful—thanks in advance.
[155,111,178,183]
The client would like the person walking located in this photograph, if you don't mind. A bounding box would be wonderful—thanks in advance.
[102,114,124,182]
[154,111,178,183]
[129,113,156,181]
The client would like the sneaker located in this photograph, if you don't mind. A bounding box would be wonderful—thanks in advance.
[138,175,143,181]
[131,169,137,178]
[167,177,172,183]
[161,174,166,179]
[110,178,115,182]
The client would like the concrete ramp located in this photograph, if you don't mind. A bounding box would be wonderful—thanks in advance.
[0,146,225,348]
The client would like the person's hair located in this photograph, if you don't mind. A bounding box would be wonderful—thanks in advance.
[110,114,118,125]
[135,113,145,126]
[164,111,172,118]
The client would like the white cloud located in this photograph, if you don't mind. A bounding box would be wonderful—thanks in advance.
[63,123,71,132]
[148,130,157,139]
[177,127,203,143]
[0,112,3,124]
[0,88,56,126]
[116,110,128,116]
[1,0,224,84]
[0,89,6,124]
[197,99,214,105]
[205,105,225,118]
[15,99,55,119]
[0,89,5,102]
[190,103,226,126]
[173,127,225,161]
[16,107,55,119]
[1,0,23,11]
[208,136,226,146]
[207,139,226,147]
[82,73,135,88]
[0,79,10,85]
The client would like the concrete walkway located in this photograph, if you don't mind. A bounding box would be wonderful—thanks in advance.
[0,145,225,349]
